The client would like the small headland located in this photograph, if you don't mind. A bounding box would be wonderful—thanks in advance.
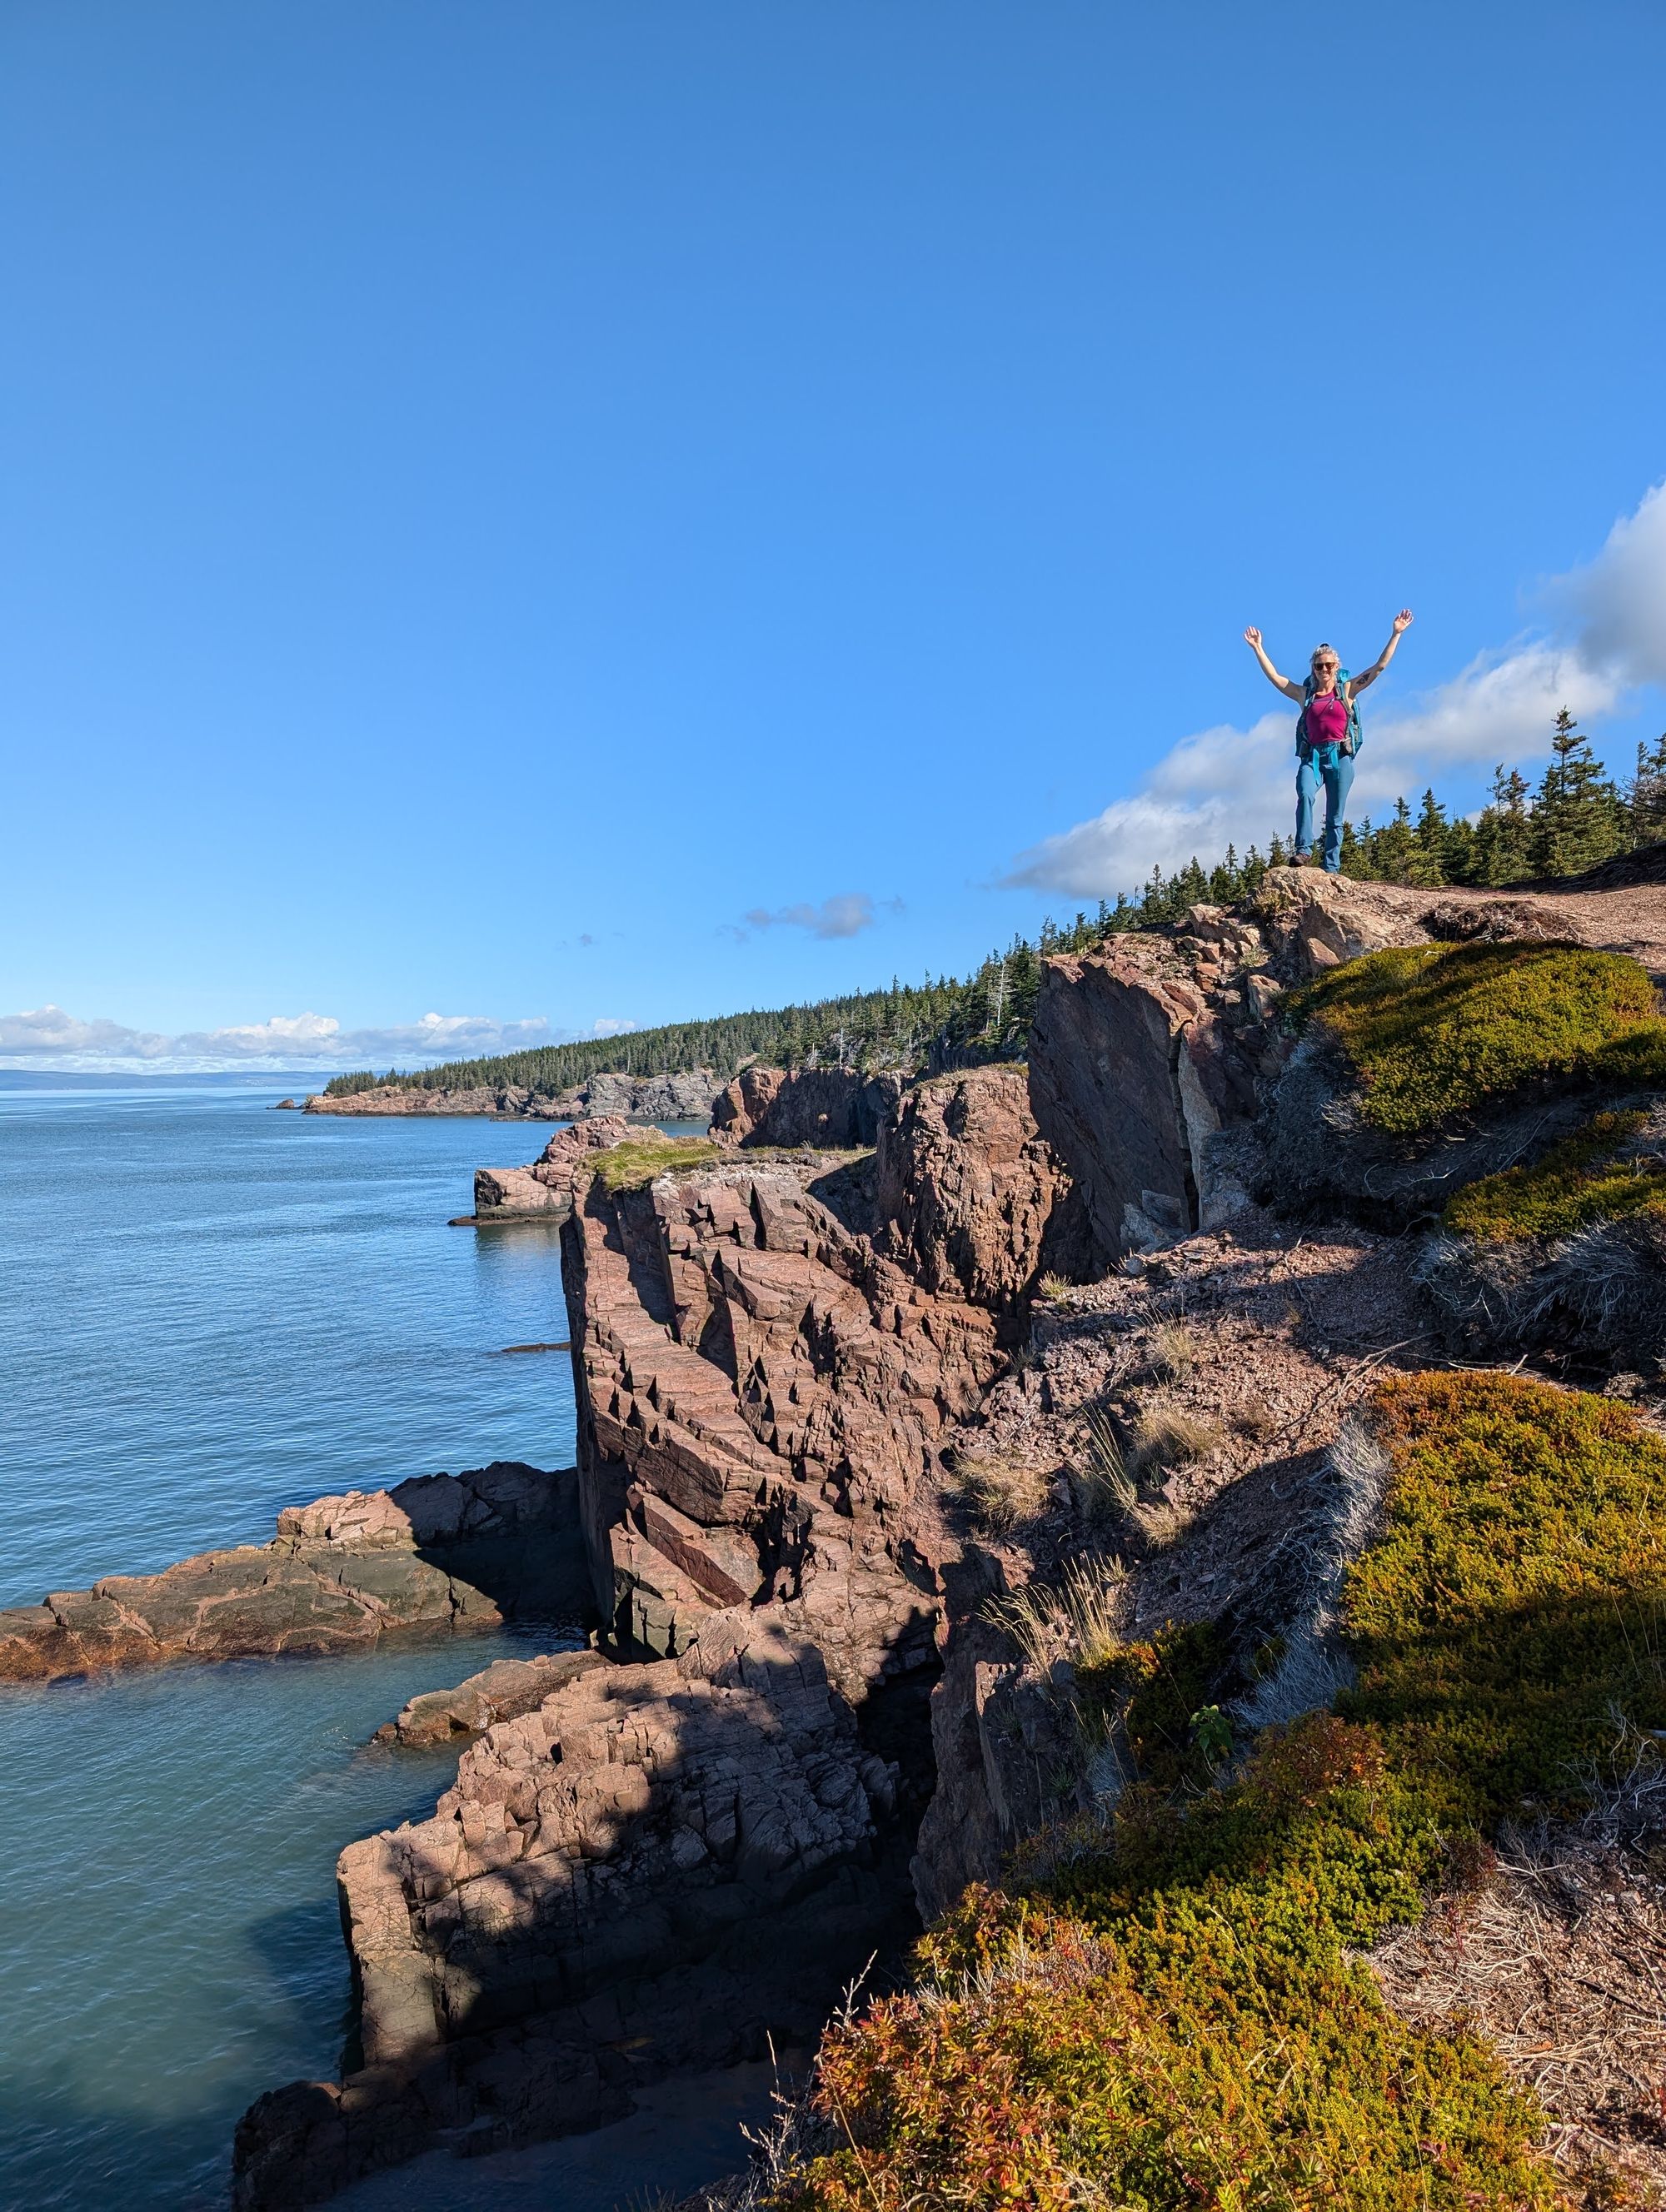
[304,1069,722,1121]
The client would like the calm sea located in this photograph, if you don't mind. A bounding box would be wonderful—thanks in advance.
[0,1085,763,2210]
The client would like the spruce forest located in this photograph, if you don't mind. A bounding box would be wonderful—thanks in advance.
[324,715,1666,1099]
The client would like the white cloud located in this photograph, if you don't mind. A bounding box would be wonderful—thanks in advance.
[0,1006,561,1074]
[1553,478,1666,688]
[587,1017,639,1038]
[0,1006,177,1060]
[740,892,899,939]
[1005,482,1664,899]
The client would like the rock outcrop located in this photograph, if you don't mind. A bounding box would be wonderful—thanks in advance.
[561,1155,999,1694]
[1029,913,1273,1261]
[471,1116,640,1223]
[709,1065,904,1150]
[873,1064,1091,1310]
[374,1650,609,1747]
[306,1072,721,1121]
[1253,859,1666,984]
[0,1463,589,1683]
[233,1616,915,2208]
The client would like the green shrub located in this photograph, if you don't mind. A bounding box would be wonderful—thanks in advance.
[773,1372,1666,2210]
[1341,1371,1666,1826]
[591,1136,719,1191]
[1294,939,1666,1133]
[1444,1110,1665,1242]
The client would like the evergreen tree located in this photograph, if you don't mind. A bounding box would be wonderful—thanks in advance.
[1529,710,1625,878]
[1346,815,1378,879]
[1442,812,1479,886]
[1471,765,1533,885]
[1370,798,1417,884]
[1626,734,1666,849]
[1409,789,1449,887]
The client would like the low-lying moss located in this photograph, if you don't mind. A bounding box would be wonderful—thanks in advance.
[772,1371,1666,2210]
[1294,939,1666,1134]
[591,1135,719,1191]
[1444,1110,1666,1243]
[1342,1371,1666,1825]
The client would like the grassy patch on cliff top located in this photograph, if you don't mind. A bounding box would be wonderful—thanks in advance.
[1294,938,1666,1133]
[772,1370,1666,2211]
[1342,1370,1666,1824]
[590,1136,719,1191]
[1444,1109,1666,1242]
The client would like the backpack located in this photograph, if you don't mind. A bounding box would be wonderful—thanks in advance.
[1297,670,1362,765]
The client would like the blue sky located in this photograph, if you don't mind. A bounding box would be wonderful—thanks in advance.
[3,1,1664,1070]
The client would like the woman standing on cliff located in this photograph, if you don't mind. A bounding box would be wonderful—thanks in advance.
[1243,612,1414,872]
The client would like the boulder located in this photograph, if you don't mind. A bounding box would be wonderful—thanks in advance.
[1028,939,1207,1260]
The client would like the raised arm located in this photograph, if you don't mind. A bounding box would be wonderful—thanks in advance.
[1243,627,1304,702]
[1349,609,1414,696]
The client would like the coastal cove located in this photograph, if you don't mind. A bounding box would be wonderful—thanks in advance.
[0,1087,729,2210]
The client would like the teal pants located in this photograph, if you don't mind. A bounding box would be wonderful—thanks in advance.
[1295,751,1354,873]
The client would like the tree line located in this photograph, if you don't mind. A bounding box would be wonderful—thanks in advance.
[322,712,1664,1099]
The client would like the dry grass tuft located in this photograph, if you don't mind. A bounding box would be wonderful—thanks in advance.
[1374,1751,1666,2198]
[984,1552,1128,1674]
[1233,1397,1278,1442]
[1036,1272,1073,1305]
[1151,1318,1196,1380]
[1131,1403,1227,1473]
[1126,1497,1195,1552]
[1070,1407,1203,1548]
[1072,1407,1199,1549]
[1073,1407,1137,1527]
[944,1446,1050,1533]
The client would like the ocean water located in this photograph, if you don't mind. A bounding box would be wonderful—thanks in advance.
[0,1086,720,2210]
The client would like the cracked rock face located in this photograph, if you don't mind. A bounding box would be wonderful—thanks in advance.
[709,1064,902,1148]
[1030,939,1228,1259]
[561,1158,1000,1694]
[235,1084,1100,2202]
[874,1064,1090,1310]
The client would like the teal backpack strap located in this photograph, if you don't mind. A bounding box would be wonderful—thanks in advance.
[1336,667,1363,754]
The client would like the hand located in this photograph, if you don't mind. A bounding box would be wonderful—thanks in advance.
[1392,608,1414,633]
[1244,626,1263,649]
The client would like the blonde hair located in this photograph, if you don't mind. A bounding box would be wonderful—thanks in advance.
[1310,642,1339,668]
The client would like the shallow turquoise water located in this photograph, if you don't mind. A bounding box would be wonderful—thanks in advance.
[0,1086,591,2208]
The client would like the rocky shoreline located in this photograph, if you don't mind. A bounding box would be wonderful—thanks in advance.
[304,1069,723,1122]
[18,862,1666,2207]
[0,1462,591,1683]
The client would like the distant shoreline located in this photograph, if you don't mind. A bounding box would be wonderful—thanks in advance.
[0,1069,337,1091]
